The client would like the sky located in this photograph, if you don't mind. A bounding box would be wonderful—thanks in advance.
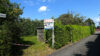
[10,0,100,26]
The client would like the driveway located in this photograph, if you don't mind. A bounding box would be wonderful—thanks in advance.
[49,32,100,56]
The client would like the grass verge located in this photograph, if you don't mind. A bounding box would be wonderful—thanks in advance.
[21,36,55,56]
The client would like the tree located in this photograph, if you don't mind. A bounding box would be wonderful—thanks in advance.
[57,12,84,25]
[57,13,74,25]
[85,18,95,34]
[97,26,100,29]
[84,18,95,26]
[19,18,43,36]
[0,0,23,56]
[73,14,85,25]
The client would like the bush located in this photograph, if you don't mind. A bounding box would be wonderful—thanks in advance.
[54,23,71,49]
[45,21,94,49]
[45,22,71,49]
[90,24,95,34]
[71,25,91,42]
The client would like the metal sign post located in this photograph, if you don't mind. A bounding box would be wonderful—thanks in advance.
[0,13,6,18]
[44,19,55,48]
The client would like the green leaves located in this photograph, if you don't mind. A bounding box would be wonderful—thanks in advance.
[57,12,85,25]
[0,0,23,56]
[45,22,92,49]
[19,18,43,36]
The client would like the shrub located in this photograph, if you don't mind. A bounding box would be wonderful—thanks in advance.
[71,25,91,42]
[90,24,95,34]
[45,22,94,49]
[54,23,71,49]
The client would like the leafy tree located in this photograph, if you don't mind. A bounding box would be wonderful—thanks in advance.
[19,18,43,36]
[57,13,74,25]
[0,0,23,56]
[57,12,85,25]
[73,14,85,25]
[84,18,95,26]
[97,26,100,29]
[85,18,95,34]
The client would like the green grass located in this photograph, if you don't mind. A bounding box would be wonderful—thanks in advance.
[21,36,41,44]
[21,36,54,56]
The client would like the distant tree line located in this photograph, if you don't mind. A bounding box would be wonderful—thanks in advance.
[96,26,100,28]
[19,12,95,36]
[19,18,43,36]
[57,12,95,26]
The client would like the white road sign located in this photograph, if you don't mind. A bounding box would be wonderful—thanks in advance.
[0,13,6,18]
[44,19,54,29]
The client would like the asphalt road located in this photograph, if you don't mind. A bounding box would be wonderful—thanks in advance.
[49,32,100,56]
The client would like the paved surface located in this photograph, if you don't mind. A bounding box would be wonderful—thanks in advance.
[49,32,100,56]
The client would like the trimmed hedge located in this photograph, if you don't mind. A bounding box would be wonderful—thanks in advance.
[71,25,91,42]
[45,22,95,49]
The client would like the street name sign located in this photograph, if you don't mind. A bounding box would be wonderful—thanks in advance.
[0,13,6,18]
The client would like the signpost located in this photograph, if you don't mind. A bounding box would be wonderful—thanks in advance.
[0,13,6,18]
[44,19,55,48]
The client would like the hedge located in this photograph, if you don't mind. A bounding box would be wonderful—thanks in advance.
[45,22,95,49]
[71,25,91,42]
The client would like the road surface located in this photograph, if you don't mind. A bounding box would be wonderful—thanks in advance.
[49,32,100,56]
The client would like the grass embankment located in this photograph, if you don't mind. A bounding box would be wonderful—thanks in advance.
[21,36,54,56]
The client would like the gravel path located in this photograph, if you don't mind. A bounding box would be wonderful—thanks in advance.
[49,32,100,56]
